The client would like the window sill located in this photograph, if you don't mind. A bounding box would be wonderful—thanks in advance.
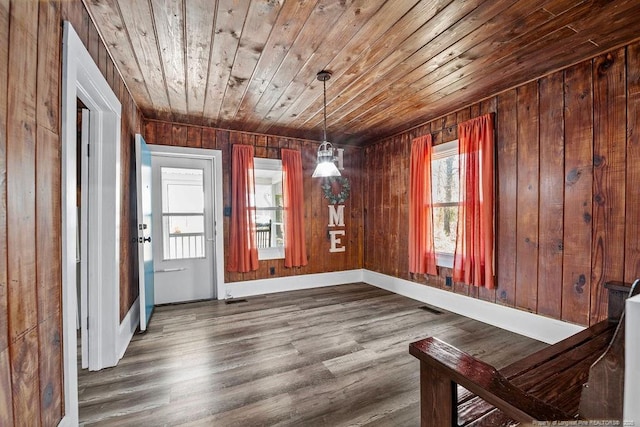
[436,252,454,269]
[258,247,284,261]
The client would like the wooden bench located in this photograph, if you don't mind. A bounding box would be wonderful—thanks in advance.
[409,280,638,426]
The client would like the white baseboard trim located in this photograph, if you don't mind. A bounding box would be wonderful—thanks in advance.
[221,268,583,344]
[363,270,584,344]
[624,293,640,423]
[116,297,139,360]
[223,269,365,299]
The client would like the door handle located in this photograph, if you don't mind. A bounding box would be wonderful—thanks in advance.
[154,268,187,273]
[138,237,152,243]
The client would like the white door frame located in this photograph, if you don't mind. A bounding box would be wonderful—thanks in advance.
[60,21,122,425]
[147,145,225,300]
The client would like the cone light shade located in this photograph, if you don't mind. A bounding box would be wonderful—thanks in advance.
[312,70,341,178]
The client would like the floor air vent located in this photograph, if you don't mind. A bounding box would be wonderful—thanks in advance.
[419,305,443,315]
[225,298,248,305]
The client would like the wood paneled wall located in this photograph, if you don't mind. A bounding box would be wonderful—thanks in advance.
[0,0,141,424]
[364,41,640,327]
[143,119,364,284]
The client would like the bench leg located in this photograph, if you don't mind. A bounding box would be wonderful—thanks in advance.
[420,361,458,426]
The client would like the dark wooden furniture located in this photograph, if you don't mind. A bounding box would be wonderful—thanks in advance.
[409,280,637,426]
[256,220,271,248]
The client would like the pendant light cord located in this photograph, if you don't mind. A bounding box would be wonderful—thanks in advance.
[322,77,328,142]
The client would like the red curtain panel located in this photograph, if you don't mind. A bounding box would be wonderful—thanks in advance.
[282,149,308,268]
[227,144,259,272]
[453,114,495,288]
[409,134,437,275]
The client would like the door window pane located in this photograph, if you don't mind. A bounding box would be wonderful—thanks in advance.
[161,167,206,260]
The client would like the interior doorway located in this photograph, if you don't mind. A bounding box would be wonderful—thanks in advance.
[61,21,123,425]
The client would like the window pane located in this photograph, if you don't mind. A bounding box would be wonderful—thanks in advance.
[255,208,284,248]
[432,155,459,204]
[255,181,283,208]
[161,167,204,213]
[433,206,458,255]
[162,214,205,260]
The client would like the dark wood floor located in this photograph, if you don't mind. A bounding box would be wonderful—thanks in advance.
[78,283,547,426]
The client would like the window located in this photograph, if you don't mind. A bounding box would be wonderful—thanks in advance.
[431,140,459,268]
[254,158,284,260]
[160,167,206,260]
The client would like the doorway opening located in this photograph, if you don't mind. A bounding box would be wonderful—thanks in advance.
[61,21,123,425]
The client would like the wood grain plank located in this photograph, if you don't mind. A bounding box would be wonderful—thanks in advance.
[187,126,202,149]
[0,347,11,424]
[345,1,606,139]
[60,0,83,41]
[336,1,563,137]
[397,135,410,280]
[363,147,372,271]
[36,0,60,133]
[183,0,215,117]
[36,4,62,347]
[354,146,365,270]
[36,126,61,323]
[150,0,187,116]
[515,81,539,313]
[38,313,63,426]
[202,0,251,126]
[260,0,390,132]
[87,20,100,67]
[562,60,593,326]
[143,120,158,145]
[0,0,9,355]
[302,142,314,273]
[590,48,626,325]
[76,284,546,425]
[250,0,352,133]
[296,0,475,133]
[218,0,282,122]
[172,123,188,147]
[7,0,38,341]
[372,141,383,274]
[537,71,564,319]
[311,0,514,132]
[10,328,40,425]
[117,0,171,117]
[625,41,640,283]
[85,0,152,110]
[201,127,216,150]
[234,0,322,123]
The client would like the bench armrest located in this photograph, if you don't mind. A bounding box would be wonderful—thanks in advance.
[409,337,573,422]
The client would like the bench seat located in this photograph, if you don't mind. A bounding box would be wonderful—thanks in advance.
[409,280,634,426]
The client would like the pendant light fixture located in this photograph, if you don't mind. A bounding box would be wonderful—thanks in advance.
[312,70,341,178]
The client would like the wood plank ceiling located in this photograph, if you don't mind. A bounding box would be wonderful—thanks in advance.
[83,0,640,146]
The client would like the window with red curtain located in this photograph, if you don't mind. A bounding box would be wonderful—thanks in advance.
[409,134,437,275]
[281,149,307,268]
[227,144,259,272]
[453,114,495,288]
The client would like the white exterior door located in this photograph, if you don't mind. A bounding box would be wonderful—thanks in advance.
[151,155,215,303]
